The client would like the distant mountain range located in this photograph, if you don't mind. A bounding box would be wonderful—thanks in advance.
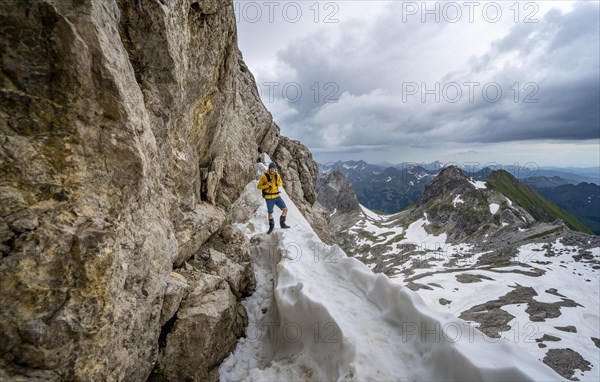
[523,176,574,188]
[539,166,600,185]
[534,183,600,235]
[319,160,438,213]
[318,160,599,234]
[367,162,600,185]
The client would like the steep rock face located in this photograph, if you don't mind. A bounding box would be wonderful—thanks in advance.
[315,170,363,253]
[316,170,361,214]
[272,136,335,244]
[0,0,294,380]
[272,136,317,206]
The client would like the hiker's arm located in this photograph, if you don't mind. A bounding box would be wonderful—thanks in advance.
[277,174,283,187]
[257,175,268,189]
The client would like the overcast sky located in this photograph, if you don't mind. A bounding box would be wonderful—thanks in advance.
[235,1,599,167]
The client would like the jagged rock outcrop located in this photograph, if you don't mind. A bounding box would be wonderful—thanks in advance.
[315,170,363,252]
[418,166,476,206]
[316,170,361,214]
[272,136,317,206]
[412,166,536,242]
[189,224,256,299]
[0,0,316,380]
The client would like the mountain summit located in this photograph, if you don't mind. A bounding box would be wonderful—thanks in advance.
[411,166,541,242]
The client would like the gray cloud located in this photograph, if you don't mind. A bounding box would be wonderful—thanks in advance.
[445,4,600,142]
[238,1,599,164]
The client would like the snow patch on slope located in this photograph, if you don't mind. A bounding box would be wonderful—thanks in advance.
[360,204,383,221]
[453,195,465,207]
[469,179,487,189]
[489,203,500,214]
[400,215,447,249]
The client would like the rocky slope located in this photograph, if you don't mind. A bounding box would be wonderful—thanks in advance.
[315,170,362,250]
[319,166,600,380]
[316,170,361,215]
[0,1,323,380]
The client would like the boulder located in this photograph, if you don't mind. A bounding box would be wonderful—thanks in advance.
[152,272,247,382]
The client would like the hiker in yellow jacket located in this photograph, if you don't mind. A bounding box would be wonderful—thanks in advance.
[257,163,290,234]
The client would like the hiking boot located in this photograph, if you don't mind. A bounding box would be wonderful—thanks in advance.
[267,218,275,234]
[280,216,290,229]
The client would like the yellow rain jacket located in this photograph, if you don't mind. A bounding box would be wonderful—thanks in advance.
[257,171,283,199]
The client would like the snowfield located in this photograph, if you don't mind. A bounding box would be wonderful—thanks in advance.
[399,215,447,250]
[407,241,600,381]
[360,204,383,221]
[340,205,599,381]
[219,162,564,381]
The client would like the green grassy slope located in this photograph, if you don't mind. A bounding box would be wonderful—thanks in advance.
[486,170,594,235]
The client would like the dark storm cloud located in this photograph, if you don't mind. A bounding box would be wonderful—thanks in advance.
[448,4,600,142]
[265,1,599,150]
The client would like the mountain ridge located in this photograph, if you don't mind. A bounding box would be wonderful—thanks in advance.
[486,170,594,235]
[319,160,599,234]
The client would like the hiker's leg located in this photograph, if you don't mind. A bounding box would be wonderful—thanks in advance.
[275,197,288,216]
[266,199,275,219]
[278,198,290,228]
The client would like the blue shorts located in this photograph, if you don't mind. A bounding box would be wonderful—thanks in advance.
[266,196,287,214]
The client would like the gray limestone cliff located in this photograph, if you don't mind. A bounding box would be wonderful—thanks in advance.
[316,170,361,215]
[315,170,362,251]
[0,0,324,380]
